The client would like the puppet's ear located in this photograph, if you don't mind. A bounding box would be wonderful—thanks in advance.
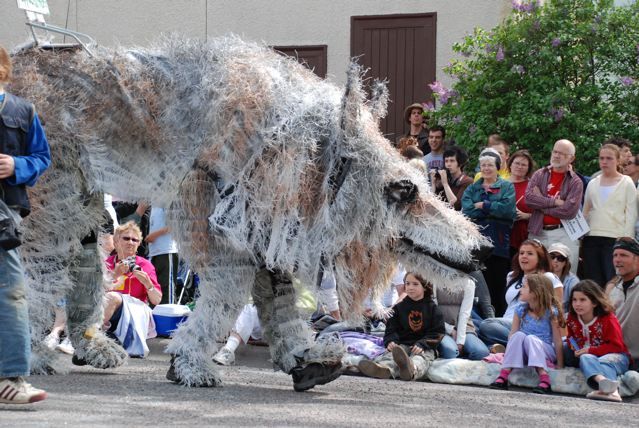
[368,79,389,122]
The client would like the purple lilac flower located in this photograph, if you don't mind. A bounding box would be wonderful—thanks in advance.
[428,81,445,95]
[469,125,477,135]
[512,1,537,12]
[422,101,435,112]
[439,91,451,105]
[440,89,459,105]
[428,81,458,106]
[552,38,561,48]
[496,46,505,62]
[532,20,541,31]
[621,76,635,86]
[452,116,462,124]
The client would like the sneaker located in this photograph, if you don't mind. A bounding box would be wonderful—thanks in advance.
[291,362,342,392]
[370,322,386,334]
[212,347,235,366]
[392,346,415,381]
[0,377,47,404]
[43,334,60,350]
[598,378,619,394]
[357,360,391,379]
[56,337,74,355]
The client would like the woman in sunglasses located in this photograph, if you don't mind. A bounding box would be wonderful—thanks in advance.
[102,221,162,356]
[548,242,579,312]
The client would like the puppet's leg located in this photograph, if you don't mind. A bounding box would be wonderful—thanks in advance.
[66,243,127,369]
[166,248,255,387]
[252,268,343,392]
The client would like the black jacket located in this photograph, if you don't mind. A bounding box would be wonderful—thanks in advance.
[383,296,445,351]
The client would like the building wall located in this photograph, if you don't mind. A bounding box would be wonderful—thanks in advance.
[1,0,510,88]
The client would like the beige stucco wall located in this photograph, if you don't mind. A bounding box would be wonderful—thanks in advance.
[1,0,510,87]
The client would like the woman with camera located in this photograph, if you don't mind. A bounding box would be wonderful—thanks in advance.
[103,221,161,356]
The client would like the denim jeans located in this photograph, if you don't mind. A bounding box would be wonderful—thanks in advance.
[0,246,30,377]
[579,353,629,390]
[478,317,512,346]
[438,333,490,360]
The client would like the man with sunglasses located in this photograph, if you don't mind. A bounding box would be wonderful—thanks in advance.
[525,139,583,272]
[607,237,639,370]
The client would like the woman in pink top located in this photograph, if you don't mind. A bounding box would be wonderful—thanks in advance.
[103,221,162,330]
[508,150,535,257]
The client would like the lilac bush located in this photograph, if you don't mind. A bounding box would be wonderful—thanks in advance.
[429,0,639,174]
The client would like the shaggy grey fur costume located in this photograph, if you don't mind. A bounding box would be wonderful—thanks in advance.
[9,36,491,388]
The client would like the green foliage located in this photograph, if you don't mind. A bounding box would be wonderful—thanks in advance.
[428,0,639,174]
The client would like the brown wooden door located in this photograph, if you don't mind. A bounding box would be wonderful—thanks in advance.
[351,13,436,142]
[273,45,328,78]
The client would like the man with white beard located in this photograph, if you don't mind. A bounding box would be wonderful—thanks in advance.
[525,139,583,272]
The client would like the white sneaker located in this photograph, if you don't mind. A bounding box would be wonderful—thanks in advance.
[43,334,60,350]
[56,337,74,355]
[371,322,386,333]
[0,377,47,404]
[213,347,235,366]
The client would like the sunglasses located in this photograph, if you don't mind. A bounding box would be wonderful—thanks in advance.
[121,236,140,243]
[550,253,567,262]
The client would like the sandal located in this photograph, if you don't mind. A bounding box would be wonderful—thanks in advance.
[532,380,552,394]
[489,375,509,390]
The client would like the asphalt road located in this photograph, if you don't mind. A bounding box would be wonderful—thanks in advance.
[1,339,637,427]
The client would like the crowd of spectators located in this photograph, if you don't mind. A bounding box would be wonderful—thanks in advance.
[356,101,639,401]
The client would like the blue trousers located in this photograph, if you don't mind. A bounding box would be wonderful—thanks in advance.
[438,333,490,360]
[0,246,30,377]
[579,353,629,390]
[478,317,512,346]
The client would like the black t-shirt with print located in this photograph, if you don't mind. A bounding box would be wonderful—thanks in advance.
[383,296,445,351]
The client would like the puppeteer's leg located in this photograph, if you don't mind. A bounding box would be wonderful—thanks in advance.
[252,268,344,392]
[166,247,255,387]
[66,242,127,369]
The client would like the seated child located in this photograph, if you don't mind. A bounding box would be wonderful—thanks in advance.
[357,272,444,381]
[566,280,630,403]
[490,273,564,393]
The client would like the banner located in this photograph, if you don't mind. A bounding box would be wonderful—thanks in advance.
[16,0,50,15]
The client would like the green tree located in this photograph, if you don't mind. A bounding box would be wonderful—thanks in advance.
[428,0,639,174]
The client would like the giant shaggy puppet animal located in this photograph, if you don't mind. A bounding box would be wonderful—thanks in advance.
[9,36,491,390]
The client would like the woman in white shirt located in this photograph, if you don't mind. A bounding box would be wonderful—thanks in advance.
[583,144,638,287]
[478,239,563,347]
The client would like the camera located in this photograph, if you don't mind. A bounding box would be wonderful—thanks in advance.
[123,256,141,272]
[431,168,451,183]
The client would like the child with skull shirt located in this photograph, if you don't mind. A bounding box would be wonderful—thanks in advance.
[357,272,445,381]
